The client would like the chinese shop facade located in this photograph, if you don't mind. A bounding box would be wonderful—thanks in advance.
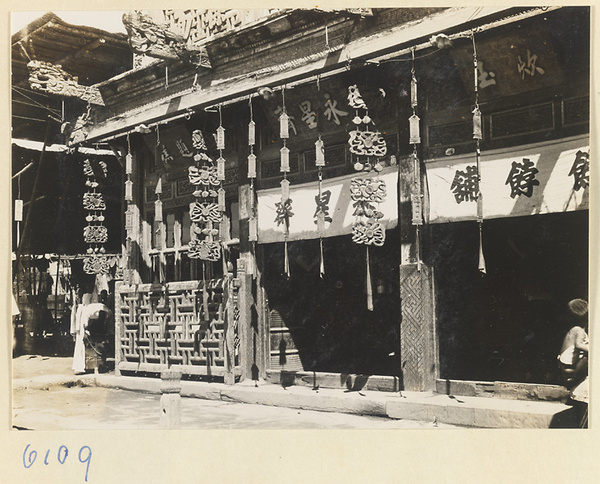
[66,7,589,396]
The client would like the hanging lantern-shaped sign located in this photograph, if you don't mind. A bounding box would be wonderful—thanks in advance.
[248,153,257,179]
[125,153,133,175]
[280,178,290,202]
[280,146,290,173]
[14,199,23,222]
[315,138,325,167]
[472,106,483,140]
[217,156,226,181]
[279,112,289,139]
[409,114,421,145]
[216,125,225,150]
[248,120,256,147]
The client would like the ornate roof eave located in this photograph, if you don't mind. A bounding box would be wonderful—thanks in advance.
[71,6,538,146]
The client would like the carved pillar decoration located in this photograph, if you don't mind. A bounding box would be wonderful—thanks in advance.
[399,152,437,392]
[399,264,436,392]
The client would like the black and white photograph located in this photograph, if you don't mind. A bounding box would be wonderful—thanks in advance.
[6,4,595,479]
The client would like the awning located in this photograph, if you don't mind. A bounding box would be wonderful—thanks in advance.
[425,135,589,223]
[257,166,398,243]
[12,138,115,155]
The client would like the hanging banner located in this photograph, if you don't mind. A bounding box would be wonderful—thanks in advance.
[257,166,398,243]
[425,135,589,223]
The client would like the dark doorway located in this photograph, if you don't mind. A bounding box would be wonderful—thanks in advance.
[263,229,401,377]
[430,211,588,384]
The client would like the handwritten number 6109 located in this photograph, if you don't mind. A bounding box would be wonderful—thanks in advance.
[23,444,92,482]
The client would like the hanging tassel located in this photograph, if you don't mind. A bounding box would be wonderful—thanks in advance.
[202,263,210,322]
[478,223,486,274]
[473,106,483,140]
[280,146,290,173]
[125,180,133,201]
[216,126,225,150]
[248,120,256,146]
[284,240,290,278]
[125,153,133,175]
[279,112,289,139]
[280,178,290,201]
[315,139,325,166]
[409,114,421,144]
[366,246,373,311]
[216,156,225,181]
[248,153,257,178]
[319,238,325,278]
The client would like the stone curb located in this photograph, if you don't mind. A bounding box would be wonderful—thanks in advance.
[13,373,579,428]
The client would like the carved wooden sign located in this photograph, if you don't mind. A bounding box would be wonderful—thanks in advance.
[27,60,104,106]
[122,11,212,68]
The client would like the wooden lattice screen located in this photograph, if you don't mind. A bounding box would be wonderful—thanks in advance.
[114,278,240,379]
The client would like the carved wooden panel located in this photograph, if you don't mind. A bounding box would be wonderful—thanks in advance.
[115,278,240,377]
[27,60,104,105]
[400,264,436,391]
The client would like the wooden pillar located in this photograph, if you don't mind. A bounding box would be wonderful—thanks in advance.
[237,183,266,382]
[398,155,437,392]
[223,267,236,385]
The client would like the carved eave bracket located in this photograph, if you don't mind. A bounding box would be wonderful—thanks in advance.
[123,11,212,69]
[27,60,105,106]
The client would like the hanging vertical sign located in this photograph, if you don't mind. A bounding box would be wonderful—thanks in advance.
[248,97,258,244]
[347,84,388,311]
[187,129,222,262]
[82,158,110,274]
[277,87,293,277]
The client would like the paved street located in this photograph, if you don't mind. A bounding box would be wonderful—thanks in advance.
[13,384,455,430]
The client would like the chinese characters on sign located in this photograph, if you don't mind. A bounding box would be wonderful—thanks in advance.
[569,150,589,191]
[517,49,545,80]
[477,61,496,89]
[313,190,333,224]
[505,158,539,198]
[450,165,479,203]
[273,92,349,135]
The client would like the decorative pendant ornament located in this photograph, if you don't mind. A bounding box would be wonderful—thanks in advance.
[248,96,258,244]
[314,132,327,277]
[472,32,486,274]
[409,46,424,270]
[346,83,389,309]
[83,156,110,274]
[278,87,292,277]
[187,126,221,263]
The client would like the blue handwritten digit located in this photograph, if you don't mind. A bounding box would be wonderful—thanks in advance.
[22,444,37,468]
[58,445,69,464]
[79,446,92,482]
[44,449,50,465]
